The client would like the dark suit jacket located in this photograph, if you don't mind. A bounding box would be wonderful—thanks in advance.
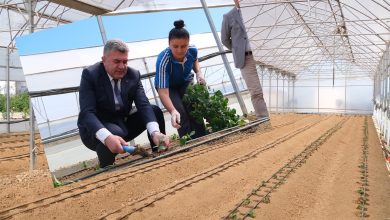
[77,62,156,148]
[221,7,248,69]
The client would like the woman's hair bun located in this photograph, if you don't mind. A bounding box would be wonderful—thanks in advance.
[174,19,185,29]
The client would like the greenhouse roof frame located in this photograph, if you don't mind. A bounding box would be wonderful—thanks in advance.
[240,0,389,79]
[0,0,389,78]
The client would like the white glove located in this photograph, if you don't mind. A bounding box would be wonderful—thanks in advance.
[170,109,181,128]
[196,73,206,85]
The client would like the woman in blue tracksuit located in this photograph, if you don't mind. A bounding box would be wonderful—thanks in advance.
[155,19,206,139]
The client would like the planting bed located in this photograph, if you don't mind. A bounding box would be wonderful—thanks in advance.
[0,113,389,219]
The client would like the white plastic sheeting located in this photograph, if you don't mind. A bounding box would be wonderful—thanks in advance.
[241,0,389,78]
[0,48,25,81]
[19,32,221,92]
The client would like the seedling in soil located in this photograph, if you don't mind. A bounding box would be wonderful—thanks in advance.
[357,197,368,204]
[243,198,251,206]
[238,118,246,127]
[228,212,237,220]
[247,210,256,218]
[157,135,168,153]
[251,189,257,195]
[357,188,364,195]
[179,131,195,146]
[261,181,266,187]
[357,204,367,211]
[52,175,62,188]
[263,196,270,204]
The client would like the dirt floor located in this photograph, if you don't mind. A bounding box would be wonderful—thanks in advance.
[0,113,389,220]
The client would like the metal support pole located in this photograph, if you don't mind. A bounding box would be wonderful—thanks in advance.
[6,46,10,132]
[97,15,107,44]
[269,69,272,112]
[27,0,36,171]
[5,7,14,133]
[143,58,161,108]
[383,54,390,144]
[287,77,290,111]
[276,72,279,113]
[282,75,285,112]
[200,0,248,115]
[29,97,36,171]
[293,79,295,112]
[344,73,347,114]
[317,69,320,113]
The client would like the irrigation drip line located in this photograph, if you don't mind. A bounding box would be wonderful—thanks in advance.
[225,118,347,219]
[359,117,369,219]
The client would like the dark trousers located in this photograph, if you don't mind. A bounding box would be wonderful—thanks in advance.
[169,83,206,139]
[87,105,165,168]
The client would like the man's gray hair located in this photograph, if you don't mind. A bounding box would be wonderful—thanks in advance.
[103,39,129,55]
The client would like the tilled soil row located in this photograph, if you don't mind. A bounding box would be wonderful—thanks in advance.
[0,114,328,219]
[224,118,349,219]
[0,114,322,219]
[98,116,335,219]
[2,114,388,220]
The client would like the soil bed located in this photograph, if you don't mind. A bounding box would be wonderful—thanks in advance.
[0,113,389,219]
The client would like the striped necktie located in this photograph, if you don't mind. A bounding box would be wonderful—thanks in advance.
[113,79,124,110]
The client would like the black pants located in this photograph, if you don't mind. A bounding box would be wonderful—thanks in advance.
[169,82,206,139]
[91,105,165,168]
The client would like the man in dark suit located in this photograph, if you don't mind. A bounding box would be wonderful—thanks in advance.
[221,0,269,119]
[78,39,170,168]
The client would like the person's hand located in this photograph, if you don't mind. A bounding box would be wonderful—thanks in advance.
[170,109,181,128]
[152,131,171,148]
[104,135,127,153]
[196,72,206,85]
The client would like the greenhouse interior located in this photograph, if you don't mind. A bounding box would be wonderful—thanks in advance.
[0,0,389,219]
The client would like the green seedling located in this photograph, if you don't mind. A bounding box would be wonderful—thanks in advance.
[52,175,62,188]
[157,135,167,152]
[229,211,238,220]
[157,145,167,152]
[357,188,364,195]
[358,197,368,204]
[251,189,257,195]
[263,196,270,204]
[179,131,195,146]
[243,198,250,206]
[238,118,246,127]
[247,210,256,218]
